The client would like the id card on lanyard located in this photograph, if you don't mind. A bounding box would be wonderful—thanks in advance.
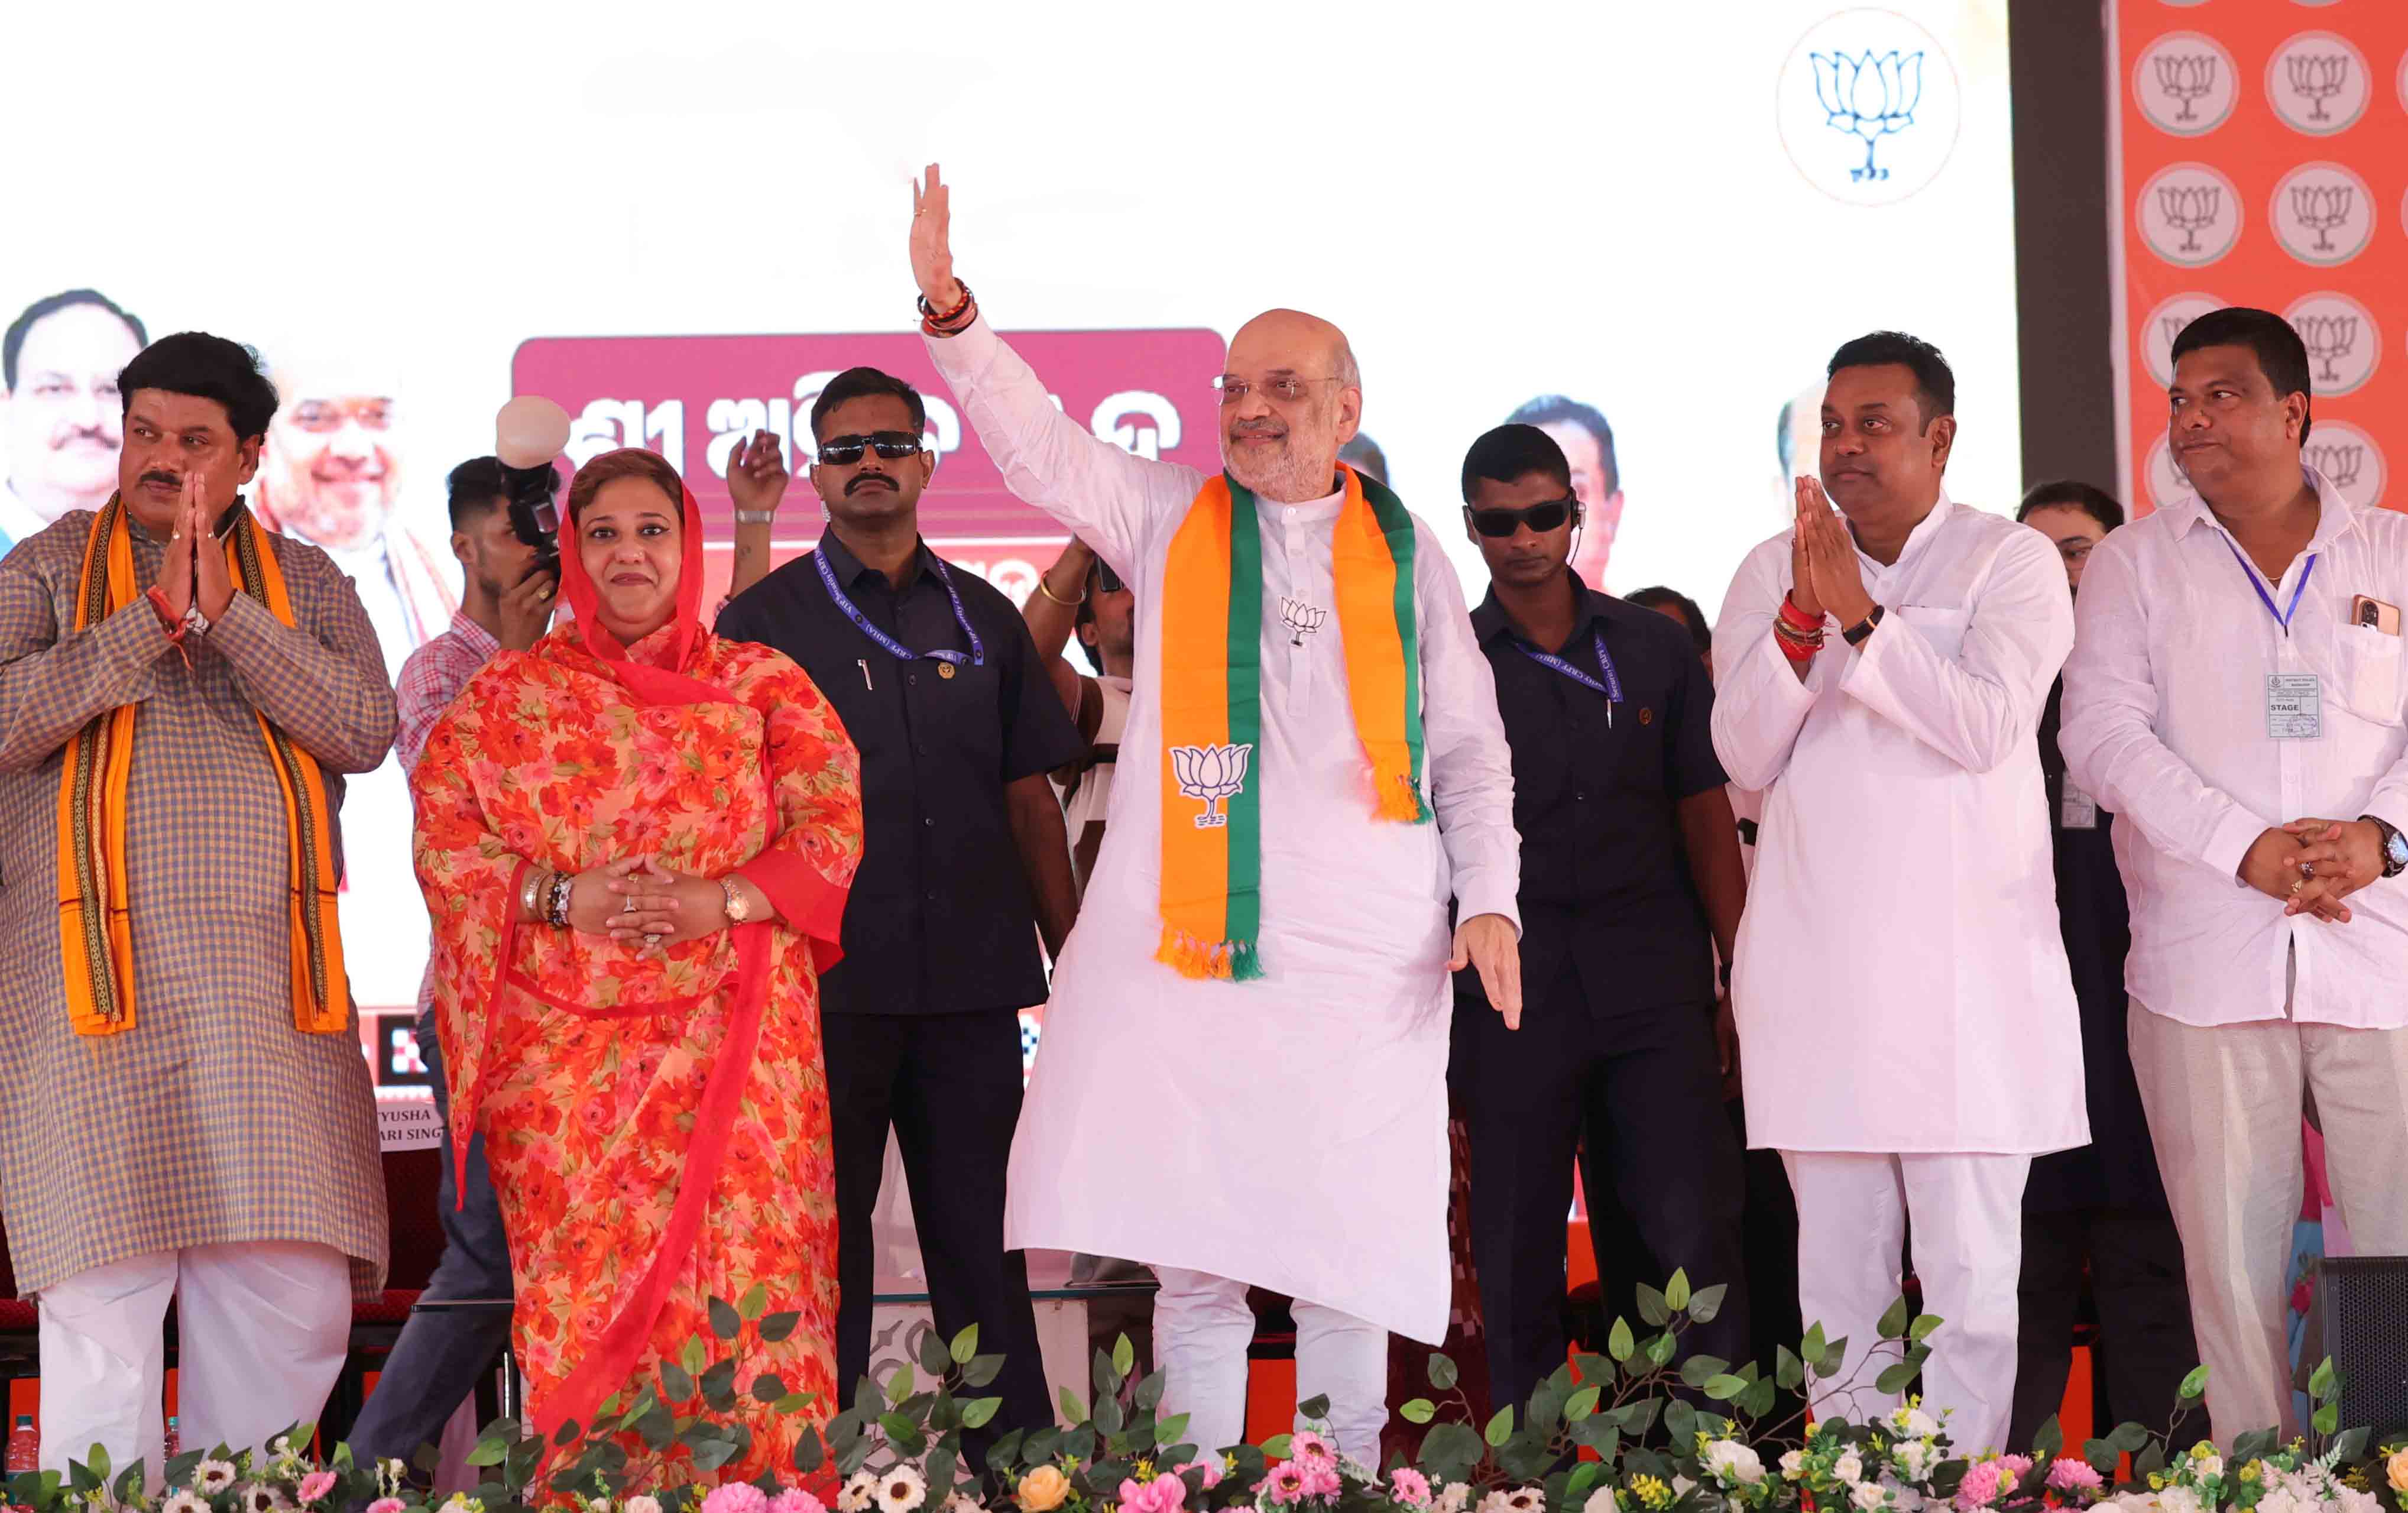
[2218,534,2321,741]
[1512,628,1623,727]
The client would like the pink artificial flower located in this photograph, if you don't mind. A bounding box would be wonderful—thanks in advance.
[1258,1465,1311,1506]
[1298,1466,1341,1499]
[1956,1462,2006,1510]
[1176,1462,1226,1492]
[1999,1456,2034,1482]
[1120,1477,1187,1513]
[1290,1432,1338,1470]
[1389,1470,1434,1509]
[296,1475,339,1507]
[2046,1462,2105,1494]
[704,1484,772,1513]
[772,1492,829,1513]
[366,1501,406,1513]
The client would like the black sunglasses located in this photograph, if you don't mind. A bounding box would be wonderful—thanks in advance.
[1092,560,1127,594]
[1466,497,1578,538]
[818,431,923,465]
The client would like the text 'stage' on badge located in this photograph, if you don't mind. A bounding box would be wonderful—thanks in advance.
[2268,672,2323,740]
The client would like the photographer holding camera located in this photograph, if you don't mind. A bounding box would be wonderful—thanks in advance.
[352,453,558,1467]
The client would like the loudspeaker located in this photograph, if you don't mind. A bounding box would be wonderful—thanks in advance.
[2313,1256,2408,1437]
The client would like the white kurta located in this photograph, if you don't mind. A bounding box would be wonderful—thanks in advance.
[927,317,1520,1343]
[1709,496,2086,1155]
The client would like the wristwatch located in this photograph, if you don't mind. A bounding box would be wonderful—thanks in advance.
[1842,605,1885,647]
[2362,815,2408,879]
[720,875,753,924]
[733,509,777,526]
[183,605,211,638]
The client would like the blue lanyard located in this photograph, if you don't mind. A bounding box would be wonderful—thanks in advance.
[2217,533,2316,636]
[1512,628,1624,728]
[814,547,986,667]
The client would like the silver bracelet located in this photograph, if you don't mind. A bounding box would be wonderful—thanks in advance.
[734,509,777,526]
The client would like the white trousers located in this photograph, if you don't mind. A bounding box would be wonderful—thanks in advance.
[1784,1151,2028,1457]
[1152,1267,1388,1468]
[37,1242,352,1476]
[2128,1002,2408,1445]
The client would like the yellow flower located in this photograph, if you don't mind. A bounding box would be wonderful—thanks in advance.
[1630,1476,1674,1511]
[2239,1465,2261,1485]
[2386,1450,2408,1496]
[1019,1467,1072,1513]
[1134,1462,1155,1482]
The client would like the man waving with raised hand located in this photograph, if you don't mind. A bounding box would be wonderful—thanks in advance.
[908,164,1520,1466]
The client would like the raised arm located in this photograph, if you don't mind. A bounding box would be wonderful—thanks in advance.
[210,541,397,774]
[911,165,1203,571]
[0,551,173,773]
[1710,539,1819,791]
[1836,523,2070,774]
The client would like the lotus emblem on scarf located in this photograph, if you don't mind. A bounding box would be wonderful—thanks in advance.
[1170,743,1253,829]
[1279,597,1328,648]
[1810,49,1924,183]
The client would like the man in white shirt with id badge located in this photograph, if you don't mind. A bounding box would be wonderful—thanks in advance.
[2060,306,2408,1443]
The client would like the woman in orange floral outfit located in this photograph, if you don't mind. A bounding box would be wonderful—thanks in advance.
[411,448,861,1479]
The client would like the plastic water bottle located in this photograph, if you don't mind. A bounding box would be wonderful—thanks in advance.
[164,1417,181,1460]
[5,1415,36,1473]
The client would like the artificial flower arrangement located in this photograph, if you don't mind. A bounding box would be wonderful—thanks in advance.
[11,1275,2404,1513]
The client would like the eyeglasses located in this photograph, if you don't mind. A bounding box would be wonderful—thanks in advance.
[1211,375,1344,406]
[1092,560,1126,594]
[816,432,923,465]
[1466,498,1578,537]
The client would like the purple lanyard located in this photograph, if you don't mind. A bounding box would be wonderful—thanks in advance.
[1511,629,1624,728]
[2217,533,2316,636]
[814,547,986,666]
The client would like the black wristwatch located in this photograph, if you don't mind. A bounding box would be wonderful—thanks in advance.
[2362,814,2408,879]
[1842,605,1885,647]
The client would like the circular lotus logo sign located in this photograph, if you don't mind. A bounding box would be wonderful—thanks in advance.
[2283,292,2380,397]
[2270,161,2374,267]
[2134,33,2238,137]
[2137,163,2243,267]
[2268,33,2371,136]
[2142,293,2228,388]
[1777,8,1963,207]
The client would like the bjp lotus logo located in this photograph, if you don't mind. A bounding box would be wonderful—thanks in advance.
[1811,49,1924,182]
[1170,743,1253,829]
[2157,183,2224,252]
[1279,597,1327,647]
[2290,182,2354,252]
[2287,53,2349,122]
[2154,53,2219,122]
[2294,313,2360,385]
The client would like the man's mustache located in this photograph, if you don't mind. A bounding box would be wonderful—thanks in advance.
[141,470,182,490]
[1230,420,1287,440]
[845,472,897,494]
[51,425,114,448]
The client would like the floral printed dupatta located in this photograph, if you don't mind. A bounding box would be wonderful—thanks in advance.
[412,451,860,1466]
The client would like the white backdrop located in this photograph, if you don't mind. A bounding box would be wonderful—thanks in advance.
[1,0,2019,1012]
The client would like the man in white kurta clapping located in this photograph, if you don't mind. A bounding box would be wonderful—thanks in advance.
[906,166,1523,1466]
[1710,332,2085,1456]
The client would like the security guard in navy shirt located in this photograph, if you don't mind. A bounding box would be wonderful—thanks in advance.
[1451,423,1753,1415]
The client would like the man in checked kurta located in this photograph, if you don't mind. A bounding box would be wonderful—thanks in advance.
[0,332,395,1473]
[908,167,1524,1466]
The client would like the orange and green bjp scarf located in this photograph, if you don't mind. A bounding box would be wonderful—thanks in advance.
[1156,464,1426,981]
[57,494,351,1037]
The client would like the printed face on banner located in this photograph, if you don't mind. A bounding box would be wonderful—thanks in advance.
[2270,162,2375,267]
[2141,293,2228,388]
[2284,293,2381,397]
[1777,7,1963,207]
[513,329,1225,608]
[2137,163,2243,267]
[2267,32,2371,136]
[2133,33,2238,137]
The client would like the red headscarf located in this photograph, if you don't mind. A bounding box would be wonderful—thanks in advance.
[557,448,717,707]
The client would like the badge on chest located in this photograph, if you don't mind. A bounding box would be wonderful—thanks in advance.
[2267,672,2321,741]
